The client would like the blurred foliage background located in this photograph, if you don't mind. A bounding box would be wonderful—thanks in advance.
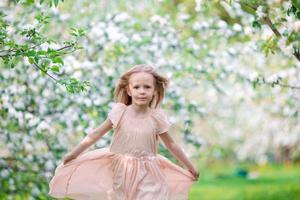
[0,0,300,199]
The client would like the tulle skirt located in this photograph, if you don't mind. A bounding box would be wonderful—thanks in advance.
[48,148,195,200]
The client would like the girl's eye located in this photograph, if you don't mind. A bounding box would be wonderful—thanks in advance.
[133,86,151,89]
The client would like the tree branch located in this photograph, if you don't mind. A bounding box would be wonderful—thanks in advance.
[56,44,75,51]
[33,62,58,81]
[236,0,300,62]
[264,81,300,90]
[262,16,281,37]
[0,44,75,58]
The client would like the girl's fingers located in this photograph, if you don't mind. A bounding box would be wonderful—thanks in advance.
[193,172,199,181]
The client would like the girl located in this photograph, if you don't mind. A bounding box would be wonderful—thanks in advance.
[48,64,199,200]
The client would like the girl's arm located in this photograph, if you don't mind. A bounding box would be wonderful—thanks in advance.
[65,118,113,160]
[159,131,199,180]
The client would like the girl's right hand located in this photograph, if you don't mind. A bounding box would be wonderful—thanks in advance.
[63,153,76,165]
[189,167,200,181]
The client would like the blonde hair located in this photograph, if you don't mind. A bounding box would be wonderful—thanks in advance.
[113,64,169,109]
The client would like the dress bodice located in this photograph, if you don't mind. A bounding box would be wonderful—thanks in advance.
[107,102,172,157]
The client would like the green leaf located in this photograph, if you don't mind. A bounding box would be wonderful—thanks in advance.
[25,0,35,5]
[260,37,279,56]
[35,12,50,24]
[53,0,59,7]
[40,64,47,77]
[279,17,287,22]
[292,0,300,9]
[28,57,34,64]
[70,28,86,37]
[66,84,75,93]
[282,30,289,37]
[26,50,36,57]
[7,40,15,48]
[34,56,39,63]
[41,70,47,77]
[52,57,64,65]
[37,50,47,56]
[10,62,15,68]
[50,65,60,72]
[252,80,257,89]
[271,82,275,87]
[252,20,261,29]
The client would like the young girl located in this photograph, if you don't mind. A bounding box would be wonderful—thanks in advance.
[48,64,199,200]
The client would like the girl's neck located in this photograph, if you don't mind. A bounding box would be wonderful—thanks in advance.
[129,103,150,114]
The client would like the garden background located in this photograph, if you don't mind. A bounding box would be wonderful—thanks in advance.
[1,0,300,199]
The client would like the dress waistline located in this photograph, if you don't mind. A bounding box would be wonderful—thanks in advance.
[110,150,157,161]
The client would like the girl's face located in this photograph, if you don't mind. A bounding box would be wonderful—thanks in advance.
[127,72,156,107]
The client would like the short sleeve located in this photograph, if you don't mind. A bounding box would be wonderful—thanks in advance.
[153,108,172,134]
[108,102,126,129]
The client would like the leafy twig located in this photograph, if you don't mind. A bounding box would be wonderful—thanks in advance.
[33,62,58,81]
[236,0,300,62]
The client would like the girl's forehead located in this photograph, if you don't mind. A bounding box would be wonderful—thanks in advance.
[129,72,155,85]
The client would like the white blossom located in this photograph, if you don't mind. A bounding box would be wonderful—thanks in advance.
[256,6,267,19]
[150,15,168,26]
[106,26,123,42]
[217,20,227,29]
[179,13,190,21]
[132,33,142,42]
[195,0,202,12]
[1,169,10,178]
[278,37,294,57]
[233,23,242,32]
[45,160,55,171]
[114,12,130,23]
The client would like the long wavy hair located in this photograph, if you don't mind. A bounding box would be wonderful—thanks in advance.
[113,64,169,109]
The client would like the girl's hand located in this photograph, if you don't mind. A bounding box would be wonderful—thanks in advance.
[63,153,76,165]
[188,167,200,181]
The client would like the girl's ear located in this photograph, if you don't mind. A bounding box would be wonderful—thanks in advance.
[126,86,132,96]
[151,90,157,100]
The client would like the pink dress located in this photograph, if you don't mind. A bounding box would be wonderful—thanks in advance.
[48,102,195,200]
